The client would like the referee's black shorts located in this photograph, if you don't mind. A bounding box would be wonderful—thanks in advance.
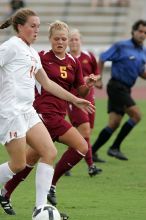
[107,78,136,116]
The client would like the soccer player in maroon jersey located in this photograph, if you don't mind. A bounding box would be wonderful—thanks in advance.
[0,20,98,214]
[66,29,105,177]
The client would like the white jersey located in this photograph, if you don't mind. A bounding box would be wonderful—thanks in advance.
[0,36,42,117]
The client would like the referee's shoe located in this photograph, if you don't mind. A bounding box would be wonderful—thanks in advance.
[107,148,128,160]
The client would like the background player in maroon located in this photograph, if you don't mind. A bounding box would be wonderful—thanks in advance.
[67,29,104,177]
[0,20,98,213]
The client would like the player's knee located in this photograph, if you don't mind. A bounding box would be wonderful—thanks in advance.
[25,147,41,166]
[109,121,120,130]
[133,112,142,123]
[49,147,58,161]
[26,153,40,166]
[79,138,88,155]
[78,124,90,138]
[41,146,57,165]
[82,129,90,139]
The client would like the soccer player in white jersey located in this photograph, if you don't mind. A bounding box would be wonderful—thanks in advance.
[0,8,95,218]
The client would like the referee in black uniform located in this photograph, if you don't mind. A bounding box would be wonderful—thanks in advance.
[92,19,146,161]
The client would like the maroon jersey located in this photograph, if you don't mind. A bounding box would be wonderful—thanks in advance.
[78,51,99,77]
[72,50,99,102]
[34,50,84,115]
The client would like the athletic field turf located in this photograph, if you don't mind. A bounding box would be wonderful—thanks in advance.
[0,99,146,220]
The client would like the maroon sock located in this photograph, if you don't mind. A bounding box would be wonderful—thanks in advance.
[52,148,84,185]
[84,137,93,167]
[4,165,33,199]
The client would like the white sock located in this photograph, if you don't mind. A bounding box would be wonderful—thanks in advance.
[35,162,54,207]
[0,162,15,185]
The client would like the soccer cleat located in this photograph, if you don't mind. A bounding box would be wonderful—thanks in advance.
[92,153,106,163]
[60,212,69,220]
[107,148,128,160]
[0,193,16,215]
[47,186,57,206]
[88,164,102,177]
[32,206,40,218]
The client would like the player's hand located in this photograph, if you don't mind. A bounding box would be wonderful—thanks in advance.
[72,97,95,114]
[95,76,103,89]
[84,74,98,89]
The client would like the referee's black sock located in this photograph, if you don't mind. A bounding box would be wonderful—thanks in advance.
[92,127,114,154]
[110,119,136,150]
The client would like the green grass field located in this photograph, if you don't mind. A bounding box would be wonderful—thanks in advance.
[0,99,146,220]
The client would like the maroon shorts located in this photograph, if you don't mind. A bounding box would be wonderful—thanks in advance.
[67,104,95,129]
[39,113,72,141]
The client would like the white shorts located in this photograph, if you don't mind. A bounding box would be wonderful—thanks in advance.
[0,109,41,145]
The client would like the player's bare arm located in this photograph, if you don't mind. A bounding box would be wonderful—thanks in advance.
[36,68,95,113]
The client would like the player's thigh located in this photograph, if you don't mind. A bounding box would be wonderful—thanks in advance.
[5,137,27,171]
[77,122,91,138]
[126,105,141,122]
[108,112,123,129]
[40,113,72,142]
[59,126,88,154]
[26,122,57,164]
